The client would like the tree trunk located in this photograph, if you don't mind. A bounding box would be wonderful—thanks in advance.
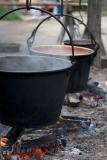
[84,0,106,68]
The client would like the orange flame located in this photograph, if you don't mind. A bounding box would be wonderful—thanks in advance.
[2,138,64,160]
[18,153,30,160]
[33,148,45,159]
[17,148,45,160]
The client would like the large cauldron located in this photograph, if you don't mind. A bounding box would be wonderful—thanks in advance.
[0,55,72,128]
[31,45,94,92]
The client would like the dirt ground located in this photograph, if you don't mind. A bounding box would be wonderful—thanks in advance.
[0,16,107,160]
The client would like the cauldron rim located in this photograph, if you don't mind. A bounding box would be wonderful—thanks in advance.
[64,39,93,45]
[0,55,72,74]
[31,45,94,57]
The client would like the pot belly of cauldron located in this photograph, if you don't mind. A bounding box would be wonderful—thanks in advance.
[67,56,90,92]
[31,45,94,93]
[64,40,96,92]
[0,71,69,128]
[0,55,72,128]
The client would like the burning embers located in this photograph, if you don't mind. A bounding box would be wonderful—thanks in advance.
[0,116,93,160]
[0,122,65,160]
[10,142,64,160]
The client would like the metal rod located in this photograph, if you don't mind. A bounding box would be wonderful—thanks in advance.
[0,2,87,7]
[61,0,64,16]
[26,0,31,10]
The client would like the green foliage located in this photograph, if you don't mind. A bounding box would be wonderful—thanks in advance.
[102,10,107,17]
[0,8,22,21]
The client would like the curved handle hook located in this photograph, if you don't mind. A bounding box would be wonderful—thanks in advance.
[27,15,52,50]
[27,14,99,54]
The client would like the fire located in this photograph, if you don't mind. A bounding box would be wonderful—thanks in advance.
[17,148,45,160]
[1,126,65,160]
[33,148,45,159]
[11,142,63,160]
[18,153,30,160]
[1,141,63,160]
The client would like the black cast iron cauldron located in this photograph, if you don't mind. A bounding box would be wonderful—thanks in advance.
[28,15,99,93]
[62,17,99,92]
[0,55,72,128]
[63,39,98,92]
[0,6,75,128]
[31,45,94,93]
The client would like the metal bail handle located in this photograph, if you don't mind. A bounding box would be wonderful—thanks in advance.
[27,14,75,62]
[0,6,75,61]
[27,13,99,60]
[64,14,100,53]
[27,15,74,51]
